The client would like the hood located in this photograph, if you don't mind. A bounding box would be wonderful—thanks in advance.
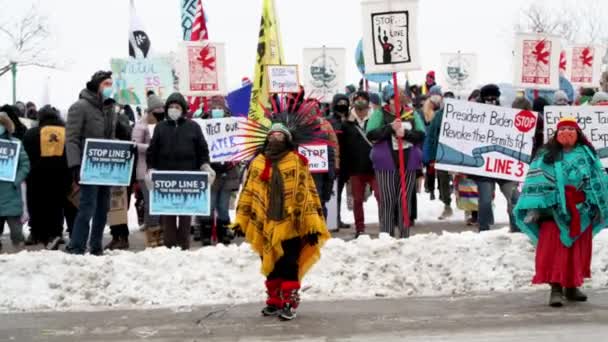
[165,92,189,115]
[0,112,15,135]
[38,106,65,127]
[79,88,103,108]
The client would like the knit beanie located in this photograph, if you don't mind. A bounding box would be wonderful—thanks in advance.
[147,94,164,112]
[553,90,569,105]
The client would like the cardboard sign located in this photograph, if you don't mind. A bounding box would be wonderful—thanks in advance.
[194,117,246,162]
[567,45,605,87]
[440,53,477,95]
[107,187,129,226]
[303,48,346,102]
[513,33,561,90]
[267,65,300,94]
[177,41,227,97]
[544,106,608,167]
[150,171,210,216]
[0,139,21,182]
[299,145,329,173]
[361,0,420,74]
[435,99,538,182]
[110,57,174,106]
[80,139,135,186]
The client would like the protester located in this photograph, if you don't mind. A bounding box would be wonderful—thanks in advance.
[22,105,71,249]
[0,105,27,140]
[232,122,330,321]
[133,94,164,247]
[369,92,382,112]
[25,102,37,121]
[367,85,425,237]
[328,93,351,230]
[65,70,117,255]
[553,90,570,106]
[309,102,337,219]
[0,111,30,252]
[341,91,379,237]
[146,92,213,250]
[515,117,608,307]
[14,101,26,118]
[576,88,595,105]
[422,71,436,95]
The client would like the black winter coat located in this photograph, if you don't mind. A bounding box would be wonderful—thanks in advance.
[147,117,210,171]
[341,115,374,176]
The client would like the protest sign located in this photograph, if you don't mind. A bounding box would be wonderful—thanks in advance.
[566,45,605,87]
[440,52,477,95]
[513,33,561,90]
[435,99,538,182]
[110,57,174,107]
[107,187,129,226]
[177,41,227,97]
[267,65,300,94]
[150,171,210,216]
[0,139,21,182]
[80,139,135,186]
[544,106,608,167]
[303,48,346,101]
[194,117,246,162]
[298,145,329,173]
[361,0,420,74]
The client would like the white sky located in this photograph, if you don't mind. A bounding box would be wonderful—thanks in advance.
[0,0,593,110]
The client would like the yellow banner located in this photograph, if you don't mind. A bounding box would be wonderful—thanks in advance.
[248,0,284,124]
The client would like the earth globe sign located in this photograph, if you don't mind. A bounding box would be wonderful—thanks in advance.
[445,56,471,87]
[309,55,338,87]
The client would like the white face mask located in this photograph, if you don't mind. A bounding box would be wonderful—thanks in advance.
[167,108,182,121]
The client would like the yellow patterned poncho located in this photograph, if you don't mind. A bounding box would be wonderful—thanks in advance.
[234,152,331,280]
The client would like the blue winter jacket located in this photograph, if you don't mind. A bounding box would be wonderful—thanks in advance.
[0,133,30,217]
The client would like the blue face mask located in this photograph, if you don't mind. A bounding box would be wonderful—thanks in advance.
[0,126,5,136]
[211,109,224,119]
[101,87,113,99]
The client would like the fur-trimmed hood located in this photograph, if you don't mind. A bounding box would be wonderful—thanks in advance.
[0,112,15,135]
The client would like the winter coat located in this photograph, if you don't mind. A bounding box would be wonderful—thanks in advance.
[66,89,117,168]
[132,119,152,180]
[341,110,374,176]
[0,133,30,217]
[422,108,443,165]
[147,118,210,171]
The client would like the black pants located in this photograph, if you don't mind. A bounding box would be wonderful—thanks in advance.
[267,238,302,281]
[437,170,452,207]
[27,180,65,244]
[109,186,132,238]
[64,198,78,238]
[337,175,348,223]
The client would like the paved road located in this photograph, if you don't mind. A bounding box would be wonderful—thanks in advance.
[2,290,607,341]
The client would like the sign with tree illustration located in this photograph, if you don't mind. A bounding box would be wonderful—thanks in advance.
[513,33,561,90]
[150,171,210,216]
[80,139,135,186]
[361,0,420,74]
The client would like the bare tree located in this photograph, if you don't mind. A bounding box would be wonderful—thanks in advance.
[0,4,57,78]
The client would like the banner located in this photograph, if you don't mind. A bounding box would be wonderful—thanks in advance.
[226,83,253,117]
[111,57,174,106]
[435,99,538,182]
[567,45,605,87]
[249,0,285,122]
[129,0,152,59]
[298,145,329,173]
[440,53,477,95]
[267,65,300,94]
[194,117,246,162]
[361,0,420,74]
[513,33,561,90]
[150,171,210,216]
[177,41,227,97]
[0,139,21,182]
[80,139,135,186]
[544,106,608,167]
[303,47,346,102]
[180,0,198,40]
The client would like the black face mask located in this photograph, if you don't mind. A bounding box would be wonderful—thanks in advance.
[152,112,165,122]
[334,104,349,114]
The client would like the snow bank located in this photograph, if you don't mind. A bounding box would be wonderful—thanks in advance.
[1,229,607,313]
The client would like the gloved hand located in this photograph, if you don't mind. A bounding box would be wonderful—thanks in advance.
[201,163,216,185]
[304,233,319,246]
[145,169,155,190]
[71,165,81,184]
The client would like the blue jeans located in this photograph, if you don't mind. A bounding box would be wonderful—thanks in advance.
[211,189,231,223]
[67,185,111,254]
[475,179,520,232]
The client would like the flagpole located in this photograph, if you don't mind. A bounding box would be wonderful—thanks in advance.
[392,72,410,231]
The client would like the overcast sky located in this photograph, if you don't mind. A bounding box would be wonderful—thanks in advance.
[0,0,598,110]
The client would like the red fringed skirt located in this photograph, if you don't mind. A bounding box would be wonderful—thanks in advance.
[533,221,593,288]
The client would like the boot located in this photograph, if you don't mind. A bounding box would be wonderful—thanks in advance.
[565,288,588,302]
[114,236,130,250]
[438,206,453,220]
[549,284,564,308]
[104,236,121,251]
[279,281,300,321]
[145,226,162,248]
[154,228,164,246]
[261,279,282,317]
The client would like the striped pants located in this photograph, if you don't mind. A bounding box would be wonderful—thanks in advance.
[376,170,417,238]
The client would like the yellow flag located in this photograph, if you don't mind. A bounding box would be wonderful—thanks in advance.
[248,0,284,124]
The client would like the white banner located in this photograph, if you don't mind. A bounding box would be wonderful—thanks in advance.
[435,99,538,182]
[298,145,329,173]
[567,45,605,87]
[267,65,300,94]
[361,0,420,74]
[303,47,346,102]
[544,106,608,167]
[177,41,227,96]
[440,53,477,95]
[513,33,561,90]
[194,117,246,163]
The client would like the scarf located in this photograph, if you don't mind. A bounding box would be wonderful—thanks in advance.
[264,141,289,221]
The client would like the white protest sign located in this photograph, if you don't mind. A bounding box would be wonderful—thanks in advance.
[513,33,561,90]
[361,0,420,74]
[303,47,346,102]
[440,52,477,95]
[544,106,608,167]
[194,117,246,163]
[567,45,605,87]
[298,145,329,173]
[435,99,538,182]
[177,41,227,96]
[267,65,300,93]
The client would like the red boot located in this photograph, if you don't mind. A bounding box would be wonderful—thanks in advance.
[279,281,300,321]
[261,279,282,316]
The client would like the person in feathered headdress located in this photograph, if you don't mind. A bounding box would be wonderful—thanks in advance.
[231,99,331,321]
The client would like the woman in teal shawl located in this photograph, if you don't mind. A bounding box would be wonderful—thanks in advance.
[515,117,608,307]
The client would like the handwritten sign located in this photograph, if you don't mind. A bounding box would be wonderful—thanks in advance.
[513,33,561,90]
[150,171,210,216]
[110,57,174,107]
[299,145,329,173]
[80,139,135,186]
[435,99,538,182]
[194,117,246,162]
[267,65,300,94]
[0,139,21,182]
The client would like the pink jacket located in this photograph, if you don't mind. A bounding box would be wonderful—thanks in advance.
[132,121,152,180]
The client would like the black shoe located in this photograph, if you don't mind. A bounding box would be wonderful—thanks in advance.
[550,285,564,307]
[430,193,436,201]
[90,249,104,256]
[104,237,121,251]
[338,222,350,229]
[279,304,296,321]
[565,288,588,302]
[261,305,281,317]
[202,238,212,246]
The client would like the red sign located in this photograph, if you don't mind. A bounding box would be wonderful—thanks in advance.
[514,110,537,133]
